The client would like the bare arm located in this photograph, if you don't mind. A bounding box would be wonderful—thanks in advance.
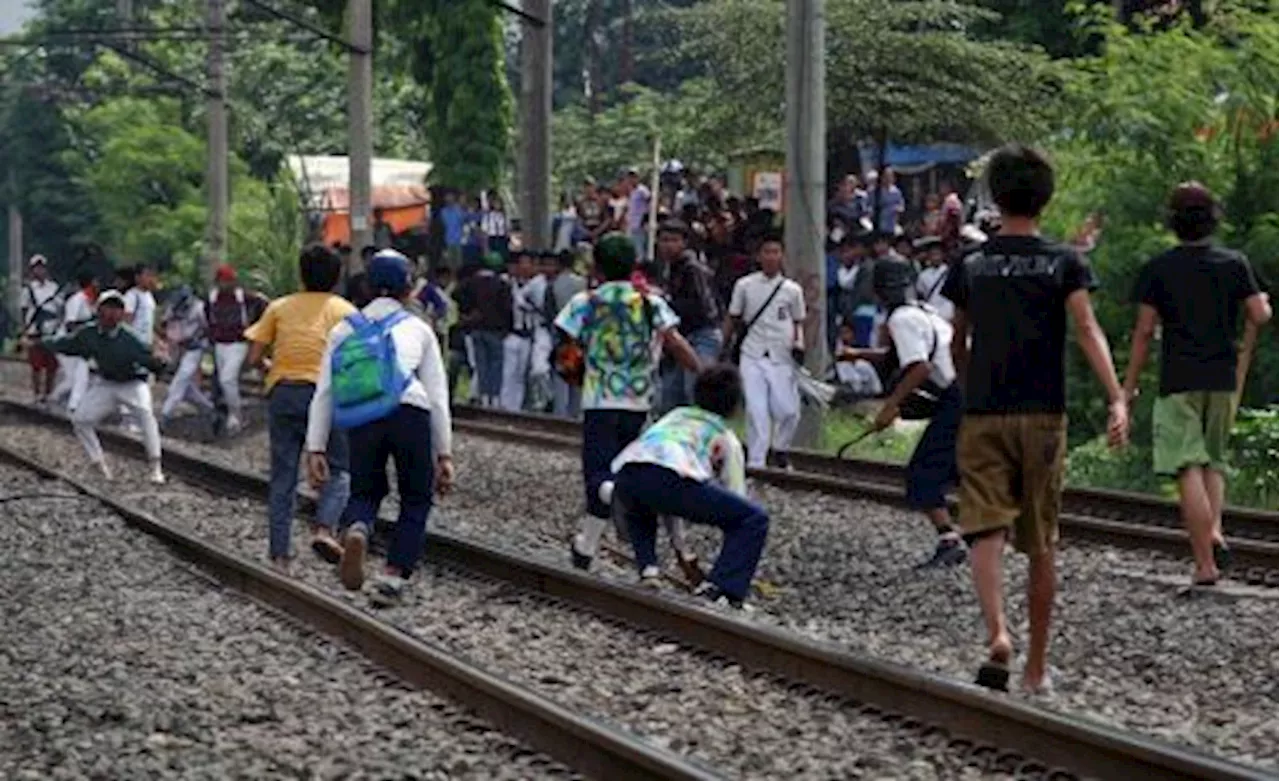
[247,341,268,369]
[1066,290,1124,403]
[1121,304,1158,401]
[1244,291,1273,326]
[662,328,702,372]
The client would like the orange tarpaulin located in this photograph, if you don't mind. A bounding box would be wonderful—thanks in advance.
[318,184,431,247]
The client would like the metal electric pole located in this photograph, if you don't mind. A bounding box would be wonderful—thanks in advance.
[347,0,374,264]
[785,0,827,444]
[205,0,228,286]
[518,0,552,251]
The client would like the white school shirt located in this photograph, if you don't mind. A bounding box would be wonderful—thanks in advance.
[884,304,956,388]
[306,297,453,457]
[512,274,547,335]
[728,271,805,362]
[22,280,62,337]
[61,290,94,336]
[915,265,953,321]
[124,287,157,346]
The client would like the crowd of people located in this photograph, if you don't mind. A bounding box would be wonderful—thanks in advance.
[15,143,1270,694]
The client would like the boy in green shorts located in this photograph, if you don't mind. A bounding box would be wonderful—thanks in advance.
[1122,182,1272,586]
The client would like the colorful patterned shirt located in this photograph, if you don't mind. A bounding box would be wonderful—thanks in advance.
[612,406,747,496]
[554,281,678,411]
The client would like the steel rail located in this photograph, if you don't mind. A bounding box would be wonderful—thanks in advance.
[0,437,721,781]
[448,406,1279,578]
[2,402,1268,781]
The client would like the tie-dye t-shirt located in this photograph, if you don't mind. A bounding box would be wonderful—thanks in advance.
[554,281,679,411]
[611,406,747,496]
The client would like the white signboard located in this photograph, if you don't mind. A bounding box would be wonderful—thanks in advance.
[753,171,783,212]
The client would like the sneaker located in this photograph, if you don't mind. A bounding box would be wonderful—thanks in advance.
[693,581,747,610]
[369,573,407,607]
[148,463,167,485]
[917,536,967,569]
[339,524,368,591]
[639,565,662,589]
[569,539,592,572]
[226,415,243,436]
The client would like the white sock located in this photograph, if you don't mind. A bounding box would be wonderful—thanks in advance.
[574,516,608,558]
[598,480,615,506]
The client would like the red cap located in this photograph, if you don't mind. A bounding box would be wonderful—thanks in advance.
[214,263,237,282]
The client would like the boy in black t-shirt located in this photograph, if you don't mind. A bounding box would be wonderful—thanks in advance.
[1122,182,1272,586]
[942,144,1128,694]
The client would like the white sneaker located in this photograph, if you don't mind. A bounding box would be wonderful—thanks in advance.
[226,415,243,435]
[639,565,661,589]
[148,463,166,484]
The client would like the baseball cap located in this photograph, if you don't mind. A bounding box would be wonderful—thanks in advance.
[28,254,47,268]
[368,249,411,292]
[97,290,127,309]
[214,263,237,282]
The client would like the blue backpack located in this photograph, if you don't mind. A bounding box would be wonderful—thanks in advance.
[331,310,412,429]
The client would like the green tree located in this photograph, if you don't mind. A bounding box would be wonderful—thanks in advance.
[669,0,1058,149]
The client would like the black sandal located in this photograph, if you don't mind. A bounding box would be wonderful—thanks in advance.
[311,535,343,564]
[975,658,1011,692]
[1212,540,1231,573]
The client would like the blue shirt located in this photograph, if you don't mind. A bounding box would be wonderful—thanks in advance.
[875,186,904,235]
[440,205,465,248]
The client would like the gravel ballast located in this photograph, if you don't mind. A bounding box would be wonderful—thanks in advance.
[0,459,577,781]
[0,369,1274,770]
[2,416,1029,781]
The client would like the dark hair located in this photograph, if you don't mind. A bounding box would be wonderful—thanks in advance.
[345,272,373,308]
[76,269,96,287]
[757,229,784,249]
[594,233,637,281]
[557,249,575,269]
[116,265,137,289]
[135,263,153,276]
[658,219,689,238]
[299,243,343,292]
[987,143,1055,219]
[359,245,377,261]
[1167,181,1220,242]
[693,364,744,418]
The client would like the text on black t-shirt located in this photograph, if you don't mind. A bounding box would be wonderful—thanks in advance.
[941,234,1097,415]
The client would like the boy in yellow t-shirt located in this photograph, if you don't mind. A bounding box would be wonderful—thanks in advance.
[244,245,356,573]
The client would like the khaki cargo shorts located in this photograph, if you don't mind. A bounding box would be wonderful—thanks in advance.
[1152,391,1234,476]
[956,413,1067,556]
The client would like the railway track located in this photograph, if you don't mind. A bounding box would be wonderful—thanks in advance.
[449,405,1280,581]
[1,400,1269,781]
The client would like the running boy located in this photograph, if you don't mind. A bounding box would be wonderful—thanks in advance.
[41,291,167,483]
[611,364,769,609]
[943,144,1127,694]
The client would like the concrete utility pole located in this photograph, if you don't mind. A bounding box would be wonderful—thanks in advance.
[785,0,827,443]
[7,172,22,335]
[785,0,827,362]
[347,0,374,264]
[205,0,228,286]
[518,0,552,251]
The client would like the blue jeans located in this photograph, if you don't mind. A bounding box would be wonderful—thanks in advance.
[582,409,648,518]
[552,374,581,418]
[615,463,769,602]
[905,384,963,510]
[471,329,505,400]
[268,382,350,560]
[348,405,435,576]
[659,326,724,413]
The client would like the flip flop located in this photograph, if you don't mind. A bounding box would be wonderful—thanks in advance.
[1212,541,1231,573]
[311,535,343,564]
[975,658,1011,692]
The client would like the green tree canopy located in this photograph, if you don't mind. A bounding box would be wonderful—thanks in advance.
[669,0,1059,146]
